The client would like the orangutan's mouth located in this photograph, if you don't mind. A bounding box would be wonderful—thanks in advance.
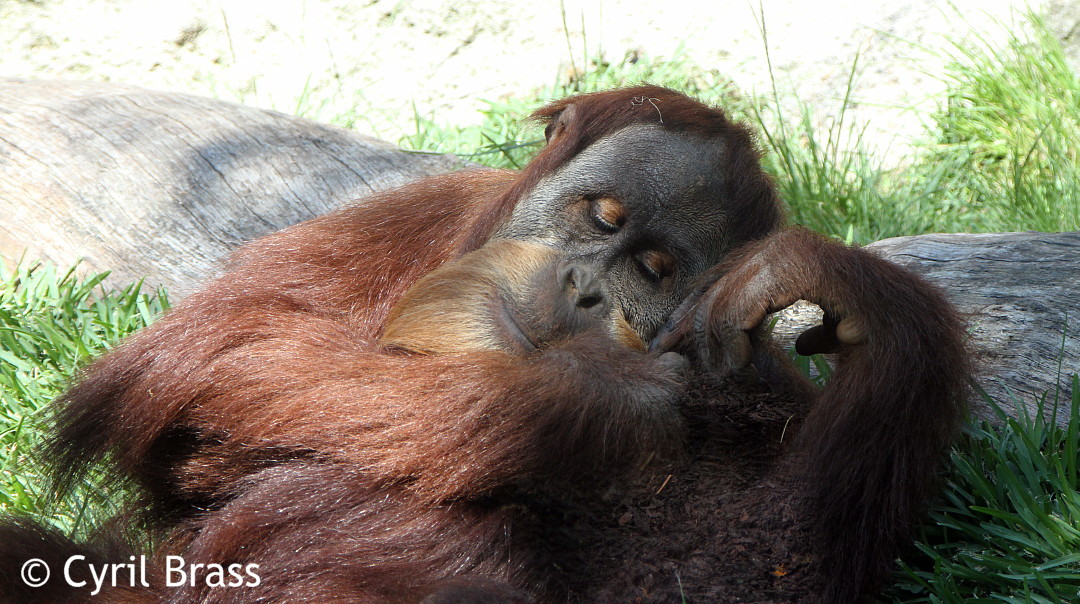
[493,297,539,353]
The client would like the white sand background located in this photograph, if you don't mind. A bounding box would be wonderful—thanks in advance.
[0,0,1055,163]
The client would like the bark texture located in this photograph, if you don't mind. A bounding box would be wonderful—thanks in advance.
[0,78,463,295]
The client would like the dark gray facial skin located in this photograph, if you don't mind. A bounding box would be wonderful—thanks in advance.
[493,123,737,342]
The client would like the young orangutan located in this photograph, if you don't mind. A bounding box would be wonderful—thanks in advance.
[167,238,688,603]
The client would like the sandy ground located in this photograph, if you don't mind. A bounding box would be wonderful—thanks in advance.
[0,0,1056,163]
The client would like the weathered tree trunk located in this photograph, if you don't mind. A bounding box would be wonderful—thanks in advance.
[0,78,463,296]
[772,232,1080,425]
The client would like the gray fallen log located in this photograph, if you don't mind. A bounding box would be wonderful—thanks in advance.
[772,232,1080,425]
[0,78,463,296]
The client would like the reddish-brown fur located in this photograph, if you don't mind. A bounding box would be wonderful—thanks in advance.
[662,226,970,601]
[2,85,970,603]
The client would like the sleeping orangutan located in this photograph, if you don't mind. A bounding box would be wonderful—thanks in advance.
[0,85,968,603]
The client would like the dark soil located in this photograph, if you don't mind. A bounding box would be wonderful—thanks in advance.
[543,375,824,602]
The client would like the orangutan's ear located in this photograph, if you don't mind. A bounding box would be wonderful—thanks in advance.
[544,103,578,144]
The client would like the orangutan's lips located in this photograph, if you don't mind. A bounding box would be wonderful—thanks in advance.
[495,298,539,353]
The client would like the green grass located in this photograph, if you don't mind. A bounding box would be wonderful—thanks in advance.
[752,9,1079,240]
[924,12,1080,235]
[1,7,1078,600]
[886,379,1080,603]
[0,262,167,534]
